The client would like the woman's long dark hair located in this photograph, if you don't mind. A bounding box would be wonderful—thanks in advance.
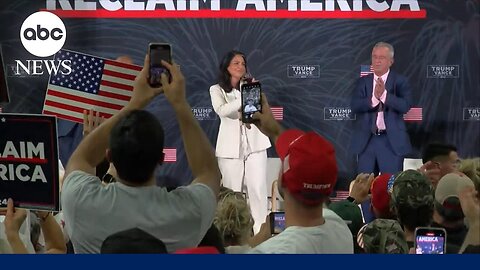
[217,50,247,93]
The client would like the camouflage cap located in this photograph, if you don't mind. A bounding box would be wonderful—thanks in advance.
[359,219,408,254]
[390,169,434,209]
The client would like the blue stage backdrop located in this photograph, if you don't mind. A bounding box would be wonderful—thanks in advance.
[0,0,478,189]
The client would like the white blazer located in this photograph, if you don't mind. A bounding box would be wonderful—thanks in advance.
[209,84,271,158]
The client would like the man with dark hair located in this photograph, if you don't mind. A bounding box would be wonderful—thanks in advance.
[422,143,460,188]
[109,110,165,184]
[101,228,168,254]
[422,143,458,164]
[61,56,221,253]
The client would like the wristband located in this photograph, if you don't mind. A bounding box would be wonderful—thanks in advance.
[36,212,51,222]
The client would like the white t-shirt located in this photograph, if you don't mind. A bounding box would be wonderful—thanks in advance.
[249,209,354,254]
[61,171,216,254]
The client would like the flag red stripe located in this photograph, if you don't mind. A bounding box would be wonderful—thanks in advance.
[47,9,427,19]
[98,89,132,102]
[44,100,113,118]
[46,89,124,110]
[43,110,83,123]
[403,108,422,121]
[0,157,48,164]
[103,69,137,81]
[100,80,133,91]
[163,148,177,162]
[105,59,142,71]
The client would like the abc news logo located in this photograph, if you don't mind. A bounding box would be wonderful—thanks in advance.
[15,11,71,76]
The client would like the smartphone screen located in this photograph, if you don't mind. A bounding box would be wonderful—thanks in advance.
[414,227,446,254]
[241,82,261,123]
[270,211,286,235]
[148,43,172,87]
[0,45,10,105]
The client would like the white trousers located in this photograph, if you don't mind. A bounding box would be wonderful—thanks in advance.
[218,150,268,234]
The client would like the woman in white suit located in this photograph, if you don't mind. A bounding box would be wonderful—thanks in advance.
[209,50,271,233]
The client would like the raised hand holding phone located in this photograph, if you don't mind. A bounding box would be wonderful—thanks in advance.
[269,211,286,235]
[128,54,164,109]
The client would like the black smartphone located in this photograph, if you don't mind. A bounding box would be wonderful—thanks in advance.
[148,43,172,87]
[269,211,286,235]
[0,44,10,105]
[241,81,262,123]
[414,227,447,254]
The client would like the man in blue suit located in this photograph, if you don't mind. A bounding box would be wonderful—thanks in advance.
[351,42,412,176]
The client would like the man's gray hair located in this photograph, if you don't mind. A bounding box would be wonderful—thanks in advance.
[374,42,394,59]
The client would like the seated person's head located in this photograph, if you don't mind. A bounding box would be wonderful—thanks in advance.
[422,143,460,178]
[214,188,253,246]
[358,219,408,254]
[275,130,337,208]
[390,170,434,232]
[107,110,164,185]
[329,200,363,237]
[434,173,475,224]
[329,200,364,253]
[101,228,167,254]
[198,224,225,254]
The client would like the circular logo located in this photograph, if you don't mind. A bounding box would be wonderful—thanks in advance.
[20,11,66,57]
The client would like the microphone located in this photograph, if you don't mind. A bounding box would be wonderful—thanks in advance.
[240,72,253,90]
[242,72,254,83]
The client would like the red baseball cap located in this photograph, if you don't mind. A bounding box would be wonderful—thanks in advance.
[370,173,393,217]
[276,129,337,205]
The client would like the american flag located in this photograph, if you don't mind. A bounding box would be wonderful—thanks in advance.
[360,65,374,77]
[42,49,142,123]
[0,107,2,113]
[163,148,176,163]
[403,107,423,122]
[271,106,283,120]
[330,190,350,202]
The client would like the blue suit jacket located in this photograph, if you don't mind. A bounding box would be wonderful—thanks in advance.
[350,71,412,156]
[57,120,83,167]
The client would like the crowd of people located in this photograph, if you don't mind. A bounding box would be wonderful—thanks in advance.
[0,43,479,254]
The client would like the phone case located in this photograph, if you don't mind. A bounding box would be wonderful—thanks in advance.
[241,81,262,123]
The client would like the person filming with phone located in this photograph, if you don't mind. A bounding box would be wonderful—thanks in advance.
[209,50,271,234]
[61,51,221,253]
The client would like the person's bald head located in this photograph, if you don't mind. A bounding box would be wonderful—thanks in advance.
[116,55,133,64]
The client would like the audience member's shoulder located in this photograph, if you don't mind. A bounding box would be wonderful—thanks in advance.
[170,183,216,199]
[249,234,296,254]
[323,208,345,222]
[63,170,102,193]
[209,84,221,92]
[393,71,409,81]
[64,170,99,185]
